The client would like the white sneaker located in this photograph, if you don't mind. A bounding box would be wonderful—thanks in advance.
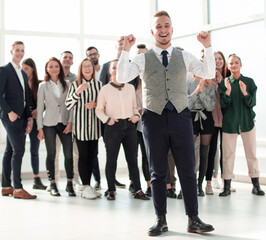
[212,178,221,189]
[91,187,102,198]
[81,186,97,199]
[73,179,83,192]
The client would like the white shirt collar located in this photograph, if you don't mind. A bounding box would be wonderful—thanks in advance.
[50,79,62,87]
[11,61,21,70]
[153,45,174,56]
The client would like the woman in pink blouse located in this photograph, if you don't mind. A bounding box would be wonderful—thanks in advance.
[96,59,149,201]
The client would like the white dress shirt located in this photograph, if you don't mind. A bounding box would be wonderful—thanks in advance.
[95,65,102,81]
[117,45,215,83]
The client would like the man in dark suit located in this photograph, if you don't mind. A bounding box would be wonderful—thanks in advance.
[0,41,36,199]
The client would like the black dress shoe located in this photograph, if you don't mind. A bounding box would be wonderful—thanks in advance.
[33,177,47,190]
[50,182,60,197]
[134,191,150,200]
[148,215,168,236]
[129,183,136,194]
[115,179,126,188]
[252,186,265,196]
[145,187,152,197]
[107,191,115,200]
[187,216,214,233]
[177,190,183,199]
[104,190,108,197]
[167,188,177,198]
[65,181,76,197]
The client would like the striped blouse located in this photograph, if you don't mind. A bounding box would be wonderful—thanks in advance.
[65,79,102,141]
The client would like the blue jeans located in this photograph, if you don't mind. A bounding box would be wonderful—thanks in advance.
[1,117,27,189]
[29,119,40,175]
[43,123,73,181]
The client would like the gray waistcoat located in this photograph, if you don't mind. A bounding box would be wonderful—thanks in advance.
[143,48,188,115]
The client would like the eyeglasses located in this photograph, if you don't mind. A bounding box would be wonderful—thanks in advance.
[87,52,98,57]
[82,65,93,69]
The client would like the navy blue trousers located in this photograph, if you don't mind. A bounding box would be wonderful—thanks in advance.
[29,119,40,175]
[142,108,198,216]
[1,117,27,189]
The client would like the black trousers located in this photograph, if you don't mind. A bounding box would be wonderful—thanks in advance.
[43,123,73,181]
[142,108,198,216]
[206,127,223,180]
[104,119,141,192]
[76,139,98,186]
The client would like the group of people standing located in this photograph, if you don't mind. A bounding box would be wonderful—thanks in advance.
[0,10,264,236]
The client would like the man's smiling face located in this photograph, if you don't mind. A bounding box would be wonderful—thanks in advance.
[151,15,173,49]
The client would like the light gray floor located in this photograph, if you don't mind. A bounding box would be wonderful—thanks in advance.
[0,175,265,240]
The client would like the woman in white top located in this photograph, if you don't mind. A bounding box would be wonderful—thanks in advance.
[96,59,149,201]
[66,58,102,199]
[37,57,75,197]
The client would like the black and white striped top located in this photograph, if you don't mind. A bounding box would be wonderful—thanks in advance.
[65,79,102,141]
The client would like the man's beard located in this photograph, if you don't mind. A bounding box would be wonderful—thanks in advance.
[93,59,99,65]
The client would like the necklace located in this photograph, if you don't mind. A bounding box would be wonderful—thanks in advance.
[110,82,125,91]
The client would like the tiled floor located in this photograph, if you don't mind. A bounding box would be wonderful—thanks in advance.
[0,176,265,240]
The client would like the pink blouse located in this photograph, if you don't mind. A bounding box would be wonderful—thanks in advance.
[96,83,139,123]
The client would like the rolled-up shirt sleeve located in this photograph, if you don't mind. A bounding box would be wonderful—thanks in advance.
[183,47,215,80]
[117,50,144,83]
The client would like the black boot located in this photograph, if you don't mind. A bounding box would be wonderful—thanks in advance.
[187,215,214,233]
[219,179,231,197]
[33,177,47,190]
[197,184,205,197]
[251,178,265,196]
[50,182,60,197]
[66,181,76,197]
[148,215,168,236]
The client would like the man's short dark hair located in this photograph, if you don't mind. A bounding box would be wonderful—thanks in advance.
[137,44,147,49]
[61,51,73,57]
[86,46,99,52]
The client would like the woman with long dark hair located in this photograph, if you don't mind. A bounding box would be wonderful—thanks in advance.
[65,58,102,199]
[204,51,229,194]
[22,58,46,190]
[37,57,75,197]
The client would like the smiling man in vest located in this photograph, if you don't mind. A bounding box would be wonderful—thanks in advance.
[117,11,215,236]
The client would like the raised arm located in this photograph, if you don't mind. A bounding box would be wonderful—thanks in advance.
[117,34,143,84]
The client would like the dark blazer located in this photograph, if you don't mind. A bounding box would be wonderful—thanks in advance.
[99,61,111,86]
[0,62,31,119]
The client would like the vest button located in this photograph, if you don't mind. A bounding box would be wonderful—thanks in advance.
[166,98,168,101]
[167,79,169,81]
[167,88,170,91]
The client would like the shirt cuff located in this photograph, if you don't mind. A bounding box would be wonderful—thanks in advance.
[105,117,111,124]
[73,92,81,100]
